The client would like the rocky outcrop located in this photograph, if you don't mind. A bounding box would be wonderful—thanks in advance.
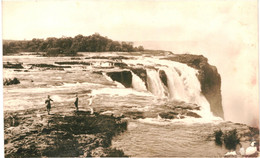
[106,71,132,88]
[4,77,20,86]
[165,54,224,119]
[55,61,90,65]
[3,62,24,69]
[4,109,127,157]
[159,101,201,119]
[208,121,259,143]
[29,64,71,70]
[105,68,148,89]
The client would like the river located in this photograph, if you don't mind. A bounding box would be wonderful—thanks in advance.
[3,52,256,157]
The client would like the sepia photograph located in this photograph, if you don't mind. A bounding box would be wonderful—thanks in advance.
[2,0,259,157]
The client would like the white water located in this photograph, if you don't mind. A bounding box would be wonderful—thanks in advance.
[146,69,167,98]
[162,62,214,119]
[123,57,215,120]
[162,67,188,102]
[91,87,153,97]
[131,71,147,91]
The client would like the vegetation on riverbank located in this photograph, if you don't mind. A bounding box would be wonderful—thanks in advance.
[214,129,240,150]
[3,33,144,56]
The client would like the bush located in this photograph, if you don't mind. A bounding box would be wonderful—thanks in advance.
[223,129,240,150]
[214,129,240,150]
[214,129,223,146]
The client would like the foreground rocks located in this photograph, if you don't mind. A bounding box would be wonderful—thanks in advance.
[4,109,128,157]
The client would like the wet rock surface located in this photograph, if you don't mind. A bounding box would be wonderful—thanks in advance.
[3,77,20,86]
[3,62,24,69]
[159,101,201,119]
[4,108,128,157]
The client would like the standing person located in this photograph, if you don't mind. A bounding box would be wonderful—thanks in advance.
[74,94,79,111]
[45,95,53,115]
[87,95,94,114]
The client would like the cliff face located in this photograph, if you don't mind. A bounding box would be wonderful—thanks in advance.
[165,54,224,119]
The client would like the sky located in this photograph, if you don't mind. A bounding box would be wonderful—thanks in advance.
[2,0,259,127]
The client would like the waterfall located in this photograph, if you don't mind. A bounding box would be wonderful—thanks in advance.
[161,62,214,118]
[146,69,167,98]
[162,67,188,102]
[106,57,215,119]
[131,71,147,91]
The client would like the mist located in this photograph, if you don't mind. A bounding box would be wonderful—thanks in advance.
[134,39,258,127]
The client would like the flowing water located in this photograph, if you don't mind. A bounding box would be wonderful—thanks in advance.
[3,52,254,157]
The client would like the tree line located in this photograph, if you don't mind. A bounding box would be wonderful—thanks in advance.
[3,33,144,56]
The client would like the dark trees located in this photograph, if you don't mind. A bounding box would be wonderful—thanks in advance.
[3,33,144,56]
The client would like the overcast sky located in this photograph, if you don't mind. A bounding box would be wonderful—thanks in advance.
[3,0,257,41]
[2,0,259,126]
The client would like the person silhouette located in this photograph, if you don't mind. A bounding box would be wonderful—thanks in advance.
[45,95,53,115]
[87,95,94,114]
[74,94,79,111]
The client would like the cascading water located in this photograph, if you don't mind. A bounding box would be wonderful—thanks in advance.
[131,71,147,91]
[123,57,216,119]
[161,67,188,102]
[159,60,215,119]
[104,57,217,119]
[146,69,167,98]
